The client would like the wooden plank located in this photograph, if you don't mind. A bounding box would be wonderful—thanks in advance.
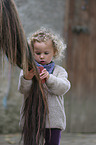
[64,0,96,132]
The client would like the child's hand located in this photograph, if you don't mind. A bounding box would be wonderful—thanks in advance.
[40,68,49,80]
[23,69,35,80]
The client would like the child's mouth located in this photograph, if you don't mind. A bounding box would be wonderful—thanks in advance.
[40,61,45,64]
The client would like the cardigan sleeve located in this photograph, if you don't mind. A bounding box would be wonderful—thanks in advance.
[46,65,71,96]
[18,70,32,94]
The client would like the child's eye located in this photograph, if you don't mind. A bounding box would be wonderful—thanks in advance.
[45,52,49,55]
[36,52,41,55]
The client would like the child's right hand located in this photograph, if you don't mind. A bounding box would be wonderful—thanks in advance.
[23,69,35,80]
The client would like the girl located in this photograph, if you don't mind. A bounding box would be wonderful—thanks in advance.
[18,27,71,145]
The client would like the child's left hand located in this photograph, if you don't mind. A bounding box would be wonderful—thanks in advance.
[40,68,49,80]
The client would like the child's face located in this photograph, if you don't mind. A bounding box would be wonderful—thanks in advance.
[33,40,55,65]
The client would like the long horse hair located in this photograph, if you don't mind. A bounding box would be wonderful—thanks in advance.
[0,0,48,144]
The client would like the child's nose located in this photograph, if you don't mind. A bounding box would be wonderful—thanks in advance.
[40,54,44,58]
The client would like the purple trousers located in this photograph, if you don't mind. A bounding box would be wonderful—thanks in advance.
[44,128,61,145]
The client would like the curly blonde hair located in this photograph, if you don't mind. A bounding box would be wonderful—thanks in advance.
[28,27,66,60]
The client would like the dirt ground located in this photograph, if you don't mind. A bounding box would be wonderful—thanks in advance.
[0,133,96,145]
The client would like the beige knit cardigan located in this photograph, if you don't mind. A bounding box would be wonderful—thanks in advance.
[18,64,71,130]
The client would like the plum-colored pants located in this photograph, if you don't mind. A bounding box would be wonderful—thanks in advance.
[44,128,61,145]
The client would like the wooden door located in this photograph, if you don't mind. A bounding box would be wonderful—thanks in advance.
[64,0,96,132]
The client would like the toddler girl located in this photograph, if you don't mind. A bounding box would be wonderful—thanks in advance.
[18,27,71,145]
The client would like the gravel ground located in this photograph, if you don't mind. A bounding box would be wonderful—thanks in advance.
[0,133,96,145]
